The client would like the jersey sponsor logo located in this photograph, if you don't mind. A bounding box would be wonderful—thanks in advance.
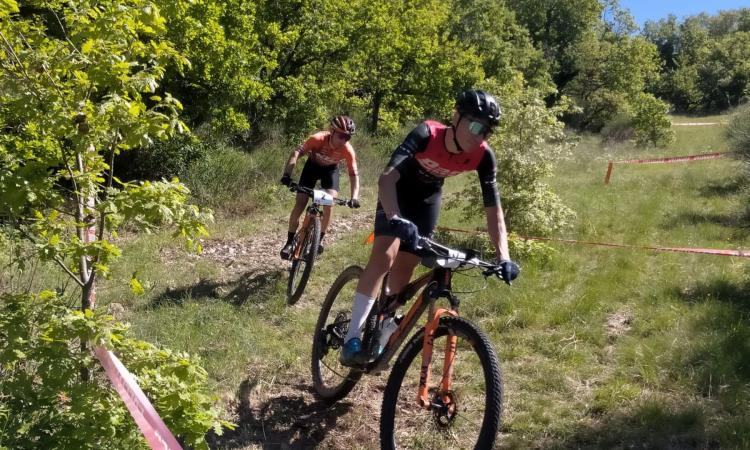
[417,157,464,177]
[315,152,339,165]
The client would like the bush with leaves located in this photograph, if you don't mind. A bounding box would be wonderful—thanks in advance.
[631,93,675,147]
[0,291,231,449]
[728,105,750,164]
[446,83,577,240]
[114,134,211,181]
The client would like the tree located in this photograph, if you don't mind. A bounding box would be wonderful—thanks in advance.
[644,10,750,113]
[564,31,662,132]
[154,0,274,134]
[344,0,482,133]
[1,0,221,445]
[507,0,602,90]
[0,0,211,311]
[449,0,553,92]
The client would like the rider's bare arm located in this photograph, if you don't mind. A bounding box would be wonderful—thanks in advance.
[349,173,360,200]
[486,205,510,261]
[476,149,509,261]
[282,145,305,176]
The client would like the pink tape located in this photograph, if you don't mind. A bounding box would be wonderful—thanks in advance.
[93,346,183,450]
[614,151,728,165]
[435,226,750,258]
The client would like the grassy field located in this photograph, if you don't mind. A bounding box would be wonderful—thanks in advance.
[83,117,749,448]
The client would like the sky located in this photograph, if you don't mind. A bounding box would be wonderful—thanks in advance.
[619,0,749,25]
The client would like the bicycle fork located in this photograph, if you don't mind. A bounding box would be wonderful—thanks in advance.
[417,306,459,409]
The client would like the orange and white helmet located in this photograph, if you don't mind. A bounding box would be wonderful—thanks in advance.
[330,115,356,135]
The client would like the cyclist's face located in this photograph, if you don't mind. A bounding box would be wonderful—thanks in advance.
[453,113,492,151]
[331,130,352,145]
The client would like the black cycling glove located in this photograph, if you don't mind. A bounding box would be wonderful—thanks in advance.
[498,259,520,284]
[389,216,419,249]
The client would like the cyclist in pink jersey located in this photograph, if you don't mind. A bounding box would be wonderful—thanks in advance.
[279,115,360,259]
[340,90,520,366]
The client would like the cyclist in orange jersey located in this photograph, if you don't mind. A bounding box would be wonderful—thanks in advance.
[279,115,361,259]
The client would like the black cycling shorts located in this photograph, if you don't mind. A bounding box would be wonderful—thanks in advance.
[298,159,340,191]
[374,187,441,254]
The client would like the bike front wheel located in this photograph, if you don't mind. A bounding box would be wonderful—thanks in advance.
[286,216,320,305]
[380,316,503,450]
[311,265,364,402]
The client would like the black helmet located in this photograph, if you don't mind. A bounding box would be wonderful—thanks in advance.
[455,89,501,126]
[330,115,356,135]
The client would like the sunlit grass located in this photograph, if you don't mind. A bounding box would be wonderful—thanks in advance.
[74,116,750,448]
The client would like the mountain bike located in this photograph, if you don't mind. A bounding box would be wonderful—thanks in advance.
[311,237,507,449]
[285,182,350,305]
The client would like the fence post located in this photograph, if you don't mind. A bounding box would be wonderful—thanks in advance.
[604,161,614,184]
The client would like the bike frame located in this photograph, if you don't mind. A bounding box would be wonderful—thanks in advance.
[291,203,322,260]
[366,266,463,409]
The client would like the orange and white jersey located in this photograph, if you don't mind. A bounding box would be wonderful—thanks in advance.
[299,131,358,176]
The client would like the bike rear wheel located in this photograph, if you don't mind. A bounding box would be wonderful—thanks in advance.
[311,265,364,402]
[380,316,503,450]
[286,216,320,305]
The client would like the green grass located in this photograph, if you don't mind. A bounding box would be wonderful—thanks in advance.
[18,118,750,448]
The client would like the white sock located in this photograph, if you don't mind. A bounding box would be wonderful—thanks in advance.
[346,292,375,342]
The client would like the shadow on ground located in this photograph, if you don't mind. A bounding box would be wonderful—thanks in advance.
[208,380,353,449]
[698,177,744,198]
[539,401,726,449]
[661,210,746,233]
[151,269,285,307]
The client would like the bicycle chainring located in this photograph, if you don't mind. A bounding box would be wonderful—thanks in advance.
[323,311,350,351]
[431,390,458,429]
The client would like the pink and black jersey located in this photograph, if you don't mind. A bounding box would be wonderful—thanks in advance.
[386,121,499,207]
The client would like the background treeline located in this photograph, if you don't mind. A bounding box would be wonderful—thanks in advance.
[644,9,750,113]
[139,0,686,147]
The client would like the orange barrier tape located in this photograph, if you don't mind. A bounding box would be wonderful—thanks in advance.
[604,151,729,183]
[94,346,183,450]
[434,226,750,258]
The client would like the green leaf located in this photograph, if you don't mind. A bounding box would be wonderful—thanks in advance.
[129,276,145,296]
[0,0,19,16]
[81,39,95,54]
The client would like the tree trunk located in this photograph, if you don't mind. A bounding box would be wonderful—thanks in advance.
[76,147,97,381]
[370,91,383,133]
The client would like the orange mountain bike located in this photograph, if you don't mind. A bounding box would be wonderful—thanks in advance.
[311,237,506,449]
[285,183,350,305]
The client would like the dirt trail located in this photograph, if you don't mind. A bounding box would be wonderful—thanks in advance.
[166,210,373,280]
[172,210,382,449]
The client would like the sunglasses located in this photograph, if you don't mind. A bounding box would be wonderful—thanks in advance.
[467,120,493,137]
[334,131,352,141]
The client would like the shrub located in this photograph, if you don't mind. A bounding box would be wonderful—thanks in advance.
[182,144,285,209]
[601,113,635,142]
[728,104,750,164]
[114,135,212,182]
[446,85,578,240]
[0,291,231,449]
[631,93,676,147]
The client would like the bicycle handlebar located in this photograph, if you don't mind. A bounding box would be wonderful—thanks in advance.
[417,237,503,279]
[288,182,350,207]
